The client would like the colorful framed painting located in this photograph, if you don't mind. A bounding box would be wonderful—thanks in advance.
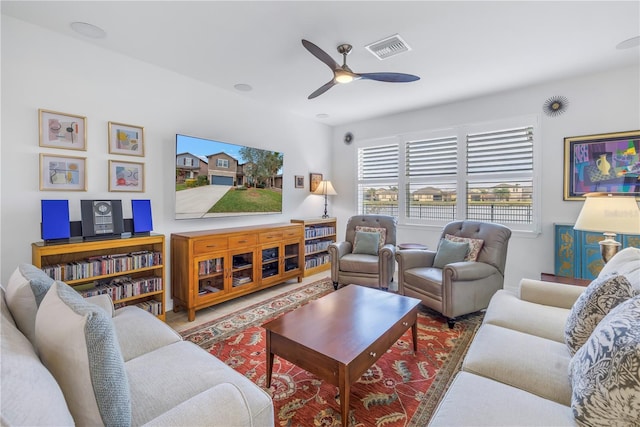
[295,175,304,188]
[564,130,640,200]
[109,160,144,192]
[40,153,87,191]
[108,122,145,156]
[310,172,323,193]
[39,109,87,151]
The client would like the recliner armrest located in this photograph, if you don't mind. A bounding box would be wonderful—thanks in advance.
[379,243,396,259]
[328,241,352,258]
[518,278,585,309]
[444,262,497,281]
[395,249,436,270]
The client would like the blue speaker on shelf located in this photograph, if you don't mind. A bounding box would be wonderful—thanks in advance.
[41,200,71,241]
[131,199,153,234]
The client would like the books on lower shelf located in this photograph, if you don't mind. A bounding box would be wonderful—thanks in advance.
[232,276,252,287]
[305,253,331,269]
[133,300,162,316]
[305,239,332,254]
[78,275,163,301]
[42,250,163,281]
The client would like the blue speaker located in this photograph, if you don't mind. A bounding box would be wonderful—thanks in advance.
[132,199,153,233]
[41,200,71,241]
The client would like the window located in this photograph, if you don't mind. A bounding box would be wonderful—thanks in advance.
[357,116,538,231]
[217,158,229,168]
[357,142,399,217]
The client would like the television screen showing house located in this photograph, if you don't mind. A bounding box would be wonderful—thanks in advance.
[175,134,283,219]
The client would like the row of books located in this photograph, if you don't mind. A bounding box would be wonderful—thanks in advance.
[135,300,163,316]
[304,226,335,239]
[198,258,223,275]
[78,276,162,301]
[305,240,332,254]
[232,276,252,287]
[305,254,330,269]
[42,251,162,281]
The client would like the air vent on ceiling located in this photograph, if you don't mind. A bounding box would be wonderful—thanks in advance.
[365,34,411,60]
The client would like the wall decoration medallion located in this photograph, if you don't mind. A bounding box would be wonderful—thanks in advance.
[543,96,569,117]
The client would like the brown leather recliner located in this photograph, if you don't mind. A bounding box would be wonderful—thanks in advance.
[396,220,512,327]
[328,215,397,290]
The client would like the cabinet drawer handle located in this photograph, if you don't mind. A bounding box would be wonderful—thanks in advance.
[206,244,218,248]
[238,240,247,244]
[402,321,408,326]
[369,352,376,357]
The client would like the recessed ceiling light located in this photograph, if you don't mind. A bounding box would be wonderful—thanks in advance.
[70,22,106,39]
[616,36,640,50]
[234,83,253,92]
[316,113,329,119]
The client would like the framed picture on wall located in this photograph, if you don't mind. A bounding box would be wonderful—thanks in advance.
[564,130,640,200]
[109,160,144,192]
[108,122,145,156]
[310,172,323,193]
[39,153,87,191]
[295,175,304,188]
[39,109,87,151]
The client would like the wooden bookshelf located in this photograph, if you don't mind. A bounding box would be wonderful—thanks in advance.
[291,217,336,277]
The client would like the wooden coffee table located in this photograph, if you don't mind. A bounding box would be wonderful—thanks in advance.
[263,285,421,427]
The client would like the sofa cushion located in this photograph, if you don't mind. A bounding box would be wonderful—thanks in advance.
[433,238,468,268]
[462,323,573,405]
[1,286,75,426]
[569,295,640,426]
[35,281,131,427]
[598,246,640,291]
[355,225,387,249]
[564,274,634,355]
[428,372,576,427]
[444,233,484,261]
[352,230,380,255]
[338,253,379,274]
[4,263,54,346]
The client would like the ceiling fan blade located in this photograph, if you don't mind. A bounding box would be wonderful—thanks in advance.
[302,39,340,70]
[358,72,420,83]
[308,80,336,99]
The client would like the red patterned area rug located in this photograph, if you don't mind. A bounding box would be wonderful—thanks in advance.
[180,278,483,426]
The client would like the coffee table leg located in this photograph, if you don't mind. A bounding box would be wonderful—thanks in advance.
[412,320,418,353]
[339,365,350,427]
[265,331,273,388]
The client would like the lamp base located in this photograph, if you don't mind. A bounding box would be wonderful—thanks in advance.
[599,232,621,263]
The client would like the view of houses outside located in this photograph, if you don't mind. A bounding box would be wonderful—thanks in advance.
[360,181,533,223]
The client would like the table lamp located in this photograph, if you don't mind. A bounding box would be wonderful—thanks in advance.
[313,180,337,218]
[573,193,640,263]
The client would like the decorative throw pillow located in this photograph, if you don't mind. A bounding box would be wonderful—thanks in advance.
[569,295,640,426]
[355,226,387,250]
[597,247,640,292]
[4,263,55,346]
[564,274,634,355]
[35,281,131,427]
[433,238,469,269]
[353,231,380,256]
[444,234,484,261]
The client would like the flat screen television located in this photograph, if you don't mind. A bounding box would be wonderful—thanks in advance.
[175,134,283,219]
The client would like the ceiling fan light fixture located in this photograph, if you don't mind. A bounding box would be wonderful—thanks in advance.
[335,72,354,84]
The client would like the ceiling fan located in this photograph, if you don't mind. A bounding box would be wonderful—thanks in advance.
[301,39,420,99]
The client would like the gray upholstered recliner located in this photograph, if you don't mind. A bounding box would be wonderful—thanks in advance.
[396,220,511,327]
[328,215,397,290]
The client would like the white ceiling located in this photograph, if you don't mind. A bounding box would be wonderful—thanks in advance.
[2,1,639,126]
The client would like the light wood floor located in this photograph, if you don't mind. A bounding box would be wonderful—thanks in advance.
[166,271,330,333]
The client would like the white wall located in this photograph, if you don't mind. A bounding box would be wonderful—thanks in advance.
[331,65,640,291]
[0,16,333,304]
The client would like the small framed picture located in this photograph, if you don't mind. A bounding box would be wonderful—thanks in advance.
[40,153,87,191]
[295,175,304,188]
[310,172,323,192]
[39,109,87,151]
[109,160,144,192]
[108,122,145,157]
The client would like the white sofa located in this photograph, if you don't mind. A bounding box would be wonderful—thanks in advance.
[1,263,274,426]
[428,247,640,426]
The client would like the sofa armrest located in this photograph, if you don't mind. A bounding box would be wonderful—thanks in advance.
[142,383,270,427]
[85,294,114,317]
[519,278,585,309]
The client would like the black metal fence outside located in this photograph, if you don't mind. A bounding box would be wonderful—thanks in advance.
[363,202,533,224]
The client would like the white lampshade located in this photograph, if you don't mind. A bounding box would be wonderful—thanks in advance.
[313,180,337,196]
[574,193,640,235]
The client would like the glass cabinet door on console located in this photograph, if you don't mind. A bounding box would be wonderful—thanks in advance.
[196,254,226,299]
[231,249,256,290]
[284,241,300,273]
[261,245,280,280]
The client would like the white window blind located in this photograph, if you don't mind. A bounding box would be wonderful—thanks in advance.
[467,126,533,175]
[358,144,399,180]
[406,136,458,177]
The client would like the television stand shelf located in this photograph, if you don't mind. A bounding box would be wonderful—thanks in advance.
[171,223,304,321]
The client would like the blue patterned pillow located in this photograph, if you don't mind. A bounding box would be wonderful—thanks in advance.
[569,295,640,426]
[564,274,634,355]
